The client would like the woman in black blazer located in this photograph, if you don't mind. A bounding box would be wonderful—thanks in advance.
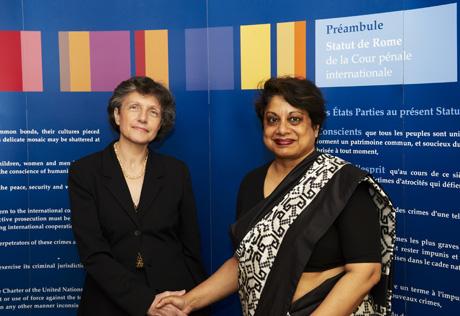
[68,76,208,316]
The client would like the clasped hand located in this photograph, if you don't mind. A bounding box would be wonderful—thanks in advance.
[147,290,188,316]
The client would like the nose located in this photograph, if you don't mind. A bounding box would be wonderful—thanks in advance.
[275,119,289,135]
[137,109,148,123]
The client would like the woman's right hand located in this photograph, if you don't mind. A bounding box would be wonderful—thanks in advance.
[148,290,188,316]
[157,257,239,313]
[155,294,191,314]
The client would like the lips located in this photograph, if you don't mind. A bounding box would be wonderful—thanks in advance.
[274,138,294,146]
[132,126,149,133]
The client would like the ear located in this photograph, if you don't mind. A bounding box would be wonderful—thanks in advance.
[114,107,120,126]
[313,125,320,138]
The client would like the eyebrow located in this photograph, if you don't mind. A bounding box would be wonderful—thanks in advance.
[265,111,304,115]
[126,102,160,110]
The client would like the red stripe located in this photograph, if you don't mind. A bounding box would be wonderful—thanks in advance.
[134,30,146,76]
[0,31,23,91]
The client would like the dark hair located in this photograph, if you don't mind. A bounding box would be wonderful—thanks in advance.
[107,76,175,141]
[255,76,326,129]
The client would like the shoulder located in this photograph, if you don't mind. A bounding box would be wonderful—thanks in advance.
[69,143,115,179]
[67,148,107,191]
[237,162,270,204]
[235,162,270,219]
[152,152,187,168]
[150,151,190,177]
[69,150,104,174]
[239,162,271,189]
[319,153,367,179]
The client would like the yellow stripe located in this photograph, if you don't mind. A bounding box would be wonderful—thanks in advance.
[145,30,169,87]
[58,32,70,91]
[277,22,295,77]
[68,32,91,91]
[240,24,271,90]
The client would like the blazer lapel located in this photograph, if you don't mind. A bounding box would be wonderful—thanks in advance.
[101,143,140,226]
[137,150,164,214]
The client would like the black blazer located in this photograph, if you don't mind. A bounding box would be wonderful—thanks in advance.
[68,143,207,316]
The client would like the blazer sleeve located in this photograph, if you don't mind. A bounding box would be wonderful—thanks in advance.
[177,164,207,284]
[68,163,156,316]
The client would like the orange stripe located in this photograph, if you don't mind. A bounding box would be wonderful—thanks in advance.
[294,21,306,78]
[68,31,91,91]
[145,30,169,87]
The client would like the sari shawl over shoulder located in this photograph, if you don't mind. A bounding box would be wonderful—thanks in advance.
[231,153,395,316]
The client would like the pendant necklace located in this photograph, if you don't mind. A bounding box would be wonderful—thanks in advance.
[113,142,148,180]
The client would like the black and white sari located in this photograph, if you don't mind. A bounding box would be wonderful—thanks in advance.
[231,152,395,316]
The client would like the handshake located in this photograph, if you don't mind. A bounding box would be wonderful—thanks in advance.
[147,290,191,316]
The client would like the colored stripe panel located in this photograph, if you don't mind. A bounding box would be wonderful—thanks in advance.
[240,24,271,90]
[90,31,131,91]
[185,28,207,90]
[209,27,234,90]
[277,22,295,77]
[59,31,131,92]
[134,31,146,76]
[68,32,91,91]
[0,31,23,91]
[59,32,70,91]
[277,21,306,78]
[144,30,169,87]
[135,30,169,87]
[185,27,234,91]
[20,31,43,91]
[294,21,307,78]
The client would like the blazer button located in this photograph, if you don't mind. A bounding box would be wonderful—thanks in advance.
[134,230,142,237]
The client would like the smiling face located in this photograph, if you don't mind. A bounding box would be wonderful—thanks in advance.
[263,95,319,161]
[114,91,162,146]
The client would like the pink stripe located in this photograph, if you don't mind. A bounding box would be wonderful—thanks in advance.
[20,31,43,92]
[90,31,131,91]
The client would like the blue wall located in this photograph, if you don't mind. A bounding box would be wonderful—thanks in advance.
[0,0,459,315]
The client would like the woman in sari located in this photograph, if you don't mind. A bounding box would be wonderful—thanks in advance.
[157,76,395,315]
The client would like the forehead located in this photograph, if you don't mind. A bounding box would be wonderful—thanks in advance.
[121,91,161,108]
[265,95,306,114]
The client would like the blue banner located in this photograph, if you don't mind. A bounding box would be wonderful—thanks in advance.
[0,1,458,315]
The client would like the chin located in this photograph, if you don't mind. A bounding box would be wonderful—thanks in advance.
[126,137,154,146]
[273,151,296,159]
[274,149,310,160]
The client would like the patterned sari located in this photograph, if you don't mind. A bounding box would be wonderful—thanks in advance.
[231,152,395,316]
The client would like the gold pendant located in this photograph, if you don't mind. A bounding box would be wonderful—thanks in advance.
[136,252,144,269]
